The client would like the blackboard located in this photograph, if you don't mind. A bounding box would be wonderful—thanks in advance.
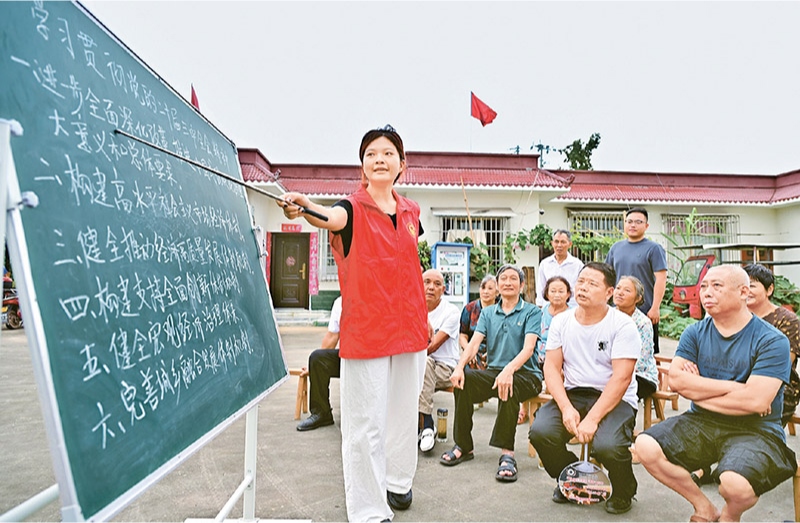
[0,2,287,520]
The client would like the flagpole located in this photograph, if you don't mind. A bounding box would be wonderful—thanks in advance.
[460,175,476,245]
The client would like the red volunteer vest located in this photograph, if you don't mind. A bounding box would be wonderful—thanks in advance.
[330,187,428,359]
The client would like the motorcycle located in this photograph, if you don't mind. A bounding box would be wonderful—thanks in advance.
[2,275,22,329]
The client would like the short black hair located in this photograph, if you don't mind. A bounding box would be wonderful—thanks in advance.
[581,261,616,288]
[743,263,775,295]
[625,207,649,221]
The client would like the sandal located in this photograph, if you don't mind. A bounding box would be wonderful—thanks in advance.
[440,445,474,467]
[690,465,713,487]
[495,454,517,482]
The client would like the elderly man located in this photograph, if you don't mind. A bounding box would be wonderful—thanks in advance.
[636,265,797,522]
[536,229,584,307]
[529,262,640,515]
[417,269,461,452]
[439,264,542,484]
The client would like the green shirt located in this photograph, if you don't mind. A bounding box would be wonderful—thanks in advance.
[476,298,542,378]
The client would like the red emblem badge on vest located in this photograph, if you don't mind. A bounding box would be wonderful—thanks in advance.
[407,222,416,237]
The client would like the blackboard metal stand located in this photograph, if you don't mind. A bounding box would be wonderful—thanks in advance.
[0,119,80,521]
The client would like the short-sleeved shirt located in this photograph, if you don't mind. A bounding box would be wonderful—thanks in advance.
[676,314,791,441]
[331,200,423,257]
[605,238,667,314]
[535,253,584,307]
[475,298,542,379]
[630,308,658,387]
[460,299,487,354]
[534,302,575,367]
[328,296,343,334]
[546,307,641,409]
[428,298,461,368]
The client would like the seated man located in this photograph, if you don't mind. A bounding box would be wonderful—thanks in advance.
[418,269,461,452]
[296,296,342,431]
[439,264,542,484]
[636,265,797,522]
[529,262,640,515]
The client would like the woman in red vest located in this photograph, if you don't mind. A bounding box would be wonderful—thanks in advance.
[281,125,428,522]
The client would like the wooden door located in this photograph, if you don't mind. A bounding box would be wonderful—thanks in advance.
[270,233,310,308]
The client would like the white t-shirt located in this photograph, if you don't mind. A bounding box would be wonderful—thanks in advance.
[428,299,461,368]
[546,307,640,409]
[328,297,342,334]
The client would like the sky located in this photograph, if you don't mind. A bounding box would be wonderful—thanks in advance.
[80,1,800,175]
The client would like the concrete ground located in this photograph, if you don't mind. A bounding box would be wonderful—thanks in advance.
[2,325,799,522]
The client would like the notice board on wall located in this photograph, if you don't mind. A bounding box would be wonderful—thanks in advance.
[0,2,287,520]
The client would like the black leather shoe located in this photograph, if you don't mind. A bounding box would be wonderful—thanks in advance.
[552,486,569,504]
[605,496,633,514]
[296,413,334,432]
[387,489,412,511]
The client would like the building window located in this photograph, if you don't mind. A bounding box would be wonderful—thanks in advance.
[567,209,625,262]
[440,216,508,269]
[661,213,740,274]
[319,232,338,282]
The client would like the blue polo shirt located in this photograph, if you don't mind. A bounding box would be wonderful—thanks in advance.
[476,297,542,379]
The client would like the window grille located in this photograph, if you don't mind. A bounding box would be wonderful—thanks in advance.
[440,216,508,268]
[661,213,740,274]
[319,231,338,282]
[567,209,625,262]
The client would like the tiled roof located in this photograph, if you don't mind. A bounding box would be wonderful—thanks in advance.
[238,148,800,206]
[553,169,800,206]
[557,184,777,204]
[401,167,569,189]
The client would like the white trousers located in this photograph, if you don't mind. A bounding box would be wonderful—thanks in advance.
[340,350,426,522]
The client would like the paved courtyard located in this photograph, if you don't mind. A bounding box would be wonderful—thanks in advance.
[2,326,799,522]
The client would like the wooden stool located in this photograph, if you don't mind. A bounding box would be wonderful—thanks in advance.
[289,368,309,420]
[787,414,800,436]
[794,460,800,522]
[524,392,553,457]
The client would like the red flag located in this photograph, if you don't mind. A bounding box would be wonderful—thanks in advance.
[191,84,200,110]
[470,91,497,126]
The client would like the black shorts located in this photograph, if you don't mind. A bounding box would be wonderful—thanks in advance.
[644,411,797,496]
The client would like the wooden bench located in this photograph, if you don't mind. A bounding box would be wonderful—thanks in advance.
[523,392,553,457]
[643,356,680,430]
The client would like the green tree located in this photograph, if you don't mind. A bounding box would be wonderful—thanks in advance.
[560,132,601,170]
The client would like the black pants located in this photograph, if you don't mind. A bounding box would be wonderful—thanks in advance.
[529,387,638,500]
[453,367,541,453]
[308,348,340,416]
[653,321,660,354]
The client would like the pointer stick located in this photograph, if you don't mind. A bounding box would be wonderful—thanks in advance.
[113,129,328,222]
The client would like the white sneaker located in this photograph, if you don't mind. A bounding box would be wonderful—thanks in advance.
[419,428,435,452]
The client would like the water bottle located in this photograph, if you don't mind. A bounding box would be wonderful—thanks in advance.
[436,408,448,442]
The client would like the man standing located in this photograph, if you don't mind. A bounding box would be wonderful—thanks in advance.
[296,296,342,431]
[636,265,796,522]
[536,229,583,307]
[605,207,667,353]
[529,262,640,515]
[418,269,461,452]
[439,265,542,484]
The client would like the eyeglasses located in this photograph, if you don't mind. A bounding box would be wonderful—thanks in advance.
[625,219,645,225]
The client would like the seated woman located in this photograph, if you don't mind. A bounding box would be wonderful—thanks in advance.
[612,275,658,402]
[535,276,574,371]
[459,274,499,371]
